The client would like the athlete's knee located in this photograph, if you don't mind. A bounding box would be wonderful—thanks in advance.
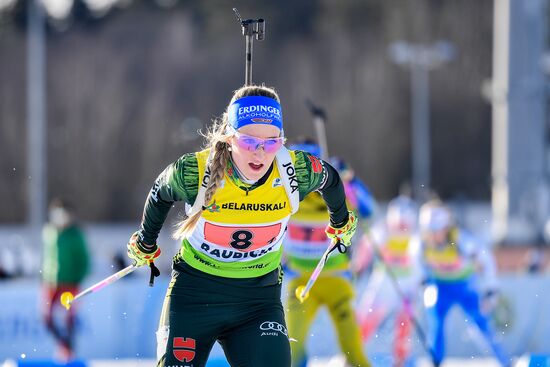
[159,335,203,367]
[330,297,354,321]
[257,322,291,366]
[156,325,202,367]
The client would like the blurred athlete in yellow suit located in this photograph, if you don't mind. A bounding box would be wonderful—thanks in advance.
[284,140,375,367]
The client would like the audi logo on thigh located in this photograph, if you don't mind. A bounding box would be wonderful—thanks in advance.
[260,321,288,336]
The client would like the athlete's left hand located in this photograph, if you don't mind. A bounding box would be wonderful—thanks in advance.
[325,211,358,247]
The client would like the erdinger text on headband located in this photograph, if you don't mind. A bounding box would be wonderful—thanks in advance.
[228,95,284,132]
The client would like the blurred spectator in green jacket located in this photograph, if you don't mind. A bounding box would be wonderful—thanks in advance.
[42,197,90,362]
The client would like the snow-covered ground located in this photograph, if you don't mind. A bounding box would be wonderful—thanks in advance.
[0,356,537,367]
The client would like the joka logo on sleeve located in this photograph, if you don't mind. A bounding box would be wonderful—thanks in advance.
[173,337,196,363]
[281,162,299,193]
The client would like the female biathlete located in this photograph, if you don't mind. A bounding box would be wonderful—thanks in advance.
[125,85,358,367]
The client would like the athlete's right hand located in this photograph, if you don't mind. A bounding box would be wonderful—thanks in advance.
[127,231,161,267]
[325,211,358,247]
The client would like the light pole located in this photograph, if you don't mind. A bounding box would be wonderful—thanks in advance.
[487,0,547,244]
[389,41,455,201]
[27,0,47,240]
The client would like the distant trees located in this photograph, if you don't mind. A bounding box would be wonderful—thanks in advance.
[0,1,493,222]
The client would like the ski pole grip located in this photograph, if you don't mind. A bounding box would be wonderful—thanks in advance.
[256,19,265,40]
[148,261,161,287]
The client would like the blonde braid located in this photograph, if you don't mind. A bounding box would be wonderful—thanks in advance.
[203,141,230,207]
[173,126,231,239]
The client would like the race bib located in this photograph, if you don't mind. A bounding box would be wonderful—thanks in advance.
[204,222,282,252]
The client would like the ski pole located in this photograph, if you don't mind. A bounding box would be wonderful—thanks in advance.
[295,240,346,303]
[60,261,159,310]
[305,99,329,160]
[233,8,265,86]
